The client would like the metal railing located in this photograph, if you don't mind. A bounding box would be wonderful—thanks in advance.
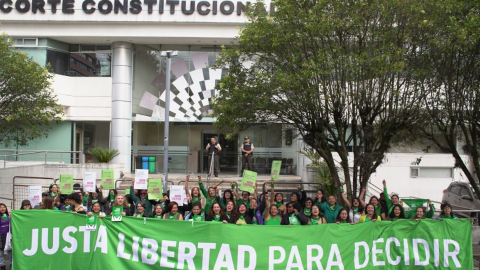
[12,176,56,210]
[0,150,85,168]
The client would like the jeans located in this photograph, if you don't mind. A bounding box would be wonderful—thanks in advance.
[0,234,5,266]
[242,154,253,171]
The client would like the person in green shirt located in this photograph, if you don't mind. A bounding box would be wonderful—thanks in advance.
[309,205,327,225]
[359,187,383,219]
[232,182,251,209]
[382,179,402,218]
[436,203,458,220]
[130,179,152,215]
[220,189,235,210]
[316,195,343,223]
[388,205,406,221]
[303,198,314,217]
[185,202,205,221]
[205,202,229,223]
[198,177,221,214]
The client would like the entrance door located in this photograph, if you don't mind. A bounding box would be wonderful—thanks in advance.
[202,133,238,174]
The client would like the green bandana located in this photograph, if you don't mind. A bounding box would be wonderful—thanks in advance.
[193,215,204,221]
[1,214,7,220]
[154,215,162,219]
[192,197,200,203]
[310,217,320,225]
[168,213,177,220]
[110,194,115,201]
[214,214,221,222]
[289,214,300,225]
[276,202,283,208]
[304,208,311,216]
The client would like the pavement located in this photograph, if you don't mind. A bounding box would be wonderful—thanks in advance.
[474,243,480,270]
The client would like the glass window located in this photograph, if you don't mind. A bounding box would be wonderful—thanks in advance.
[450,185,462,196]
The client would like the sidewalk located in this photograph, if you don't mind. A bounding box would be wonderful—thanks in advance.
[474,244,480,270]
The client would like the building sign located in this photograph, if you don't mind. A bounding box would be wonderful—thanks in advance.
[0,0,274,15]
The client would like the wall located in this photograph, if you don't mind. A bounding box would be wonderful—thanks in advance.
[51,74,112,121]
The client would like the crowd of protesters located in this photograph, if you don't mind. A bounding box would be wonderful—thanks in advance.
[0,176,462,269]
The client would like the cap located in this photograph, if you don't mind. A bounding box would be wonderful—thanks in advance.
[244,136,249,139]
[21,200,31,206]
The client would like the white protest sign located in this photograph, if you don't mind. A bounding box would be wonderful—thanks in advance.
[134,169,149,190]
[28,186,42,207]
[83,172,96,193]
[170,185,185,206]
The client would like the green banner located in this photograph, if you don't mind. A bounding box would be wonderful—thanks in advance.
[148,178,163,200]
[59,174,73,194]
[101,169,115,190]
[271,160,282,180]
[12,211,472,269]
[240,170,257,193]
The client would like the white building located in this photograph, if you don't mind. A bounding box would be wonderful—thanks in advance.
[0,0,473,205]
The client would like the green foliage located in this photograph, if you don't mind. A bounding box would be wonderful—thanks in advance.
[0,33,63,147]
[300,147,340,197]
[416,0,480,197]
[214,0,428,200]
[87,148,120,163]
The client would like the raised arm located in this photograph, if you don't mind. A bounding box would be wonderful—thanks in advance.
[231,182,240,201]
[383,179,393,210]
[198,176,208,197]
[426,200,436,218]
[184,174,190,196]
[269,179,275,206]
[341,192,352,209]
[359,187,367,208]
[130,179,140,203]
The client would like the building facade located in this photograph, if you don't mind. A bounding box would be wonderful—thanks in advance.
[0,0,474,204]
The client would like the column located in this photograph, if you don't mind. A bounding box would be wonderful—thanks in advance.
[110,42,133,172]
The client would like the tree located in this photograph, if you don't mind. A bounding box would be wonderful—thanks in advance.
[214,0,428,201]
[417,0,480,197]
[0,34,63,147]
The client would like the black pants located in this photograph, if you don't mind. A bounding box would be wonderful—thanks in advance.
[242,154,253,171]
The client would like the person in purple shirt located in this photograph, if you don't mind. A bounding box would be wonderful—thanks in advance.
[0,203,10,270]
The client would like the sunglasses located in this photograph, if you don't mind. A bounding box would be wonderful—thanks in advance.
[140,192,147,195]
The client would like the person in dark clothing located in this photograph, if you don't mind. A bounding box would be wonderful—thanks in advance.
[206,137,222,177]
[240,136,254,175]
[281,202,309,225]
[205,202,229,223]
[0,203,10,270]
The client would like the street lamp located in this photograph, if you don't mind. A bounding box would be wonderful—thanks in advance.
[160,50,178,192]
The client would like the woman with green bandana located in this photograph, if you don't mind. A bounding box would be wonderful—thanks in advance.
[48,183,59,197]
[267,180,287,216]
[291,184,307,207]
[205,202,229,223]
[309,205,327,225]
[130,179,152,215]
[134,201,152,218]
[264,204,282,225]
[281,202,308,225]
[359,203,381,223]
[162,202,184,220]
[88,202,106,218]
[153,204,163,219]
[198,176,221,214]
[232,182,251,209]
[335,209,351,224]
[235,203,253,225]
[185,202,205,221]
[185,175,205,210]
[388,205,406,221]
[224,201,237,222]
[382,179,403,219]
[341,192,363,224]
[107,189,117,206]
[303,198,314,218]
[316,195,344,223]
[109,195,131,216]
[220,189,235,210]
[436,203,458,220]
[85,186,105,213]
[359,187,383,219]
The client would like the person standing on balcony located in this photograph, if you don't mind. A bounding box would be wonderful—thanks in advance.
[206,137,222,177]
[240,136,254,176]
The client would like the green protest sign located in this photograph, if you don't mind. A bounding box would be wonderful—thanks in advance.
[59,174,73,194]
[12,211,472,269]
[240,170,257,193]
[101,169,115,190]
[271,160,282,180]
[85,215,97,230]
[112,206,123,222]
[148,179,163,200]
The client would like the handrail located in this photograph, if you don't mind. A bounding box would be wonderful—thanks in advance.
[1,150,85,168]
